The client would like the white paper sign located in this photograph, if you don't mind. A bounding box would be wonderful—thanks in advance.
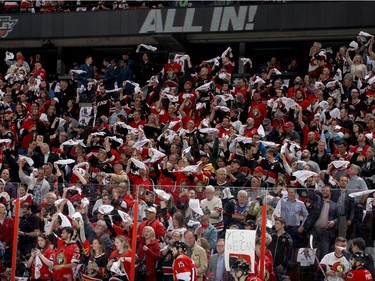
[225,229,256,273]
[79,106,92,127]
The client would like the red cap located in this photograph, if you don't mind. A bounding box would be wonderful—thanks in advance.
[254,167,264,173]
[17,55,25,61]
[283,121,294,128]
[21,194,33,206]
[70,194,83,201]
[185,81,193,86]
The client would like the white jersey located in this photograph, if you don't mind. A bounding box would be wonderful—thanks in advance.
[320,252,351,281]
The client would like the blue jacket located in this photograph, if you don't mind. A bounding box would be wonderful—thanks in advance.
[203,223,218,251]
[104,65,116,90]
[77,63,94,87]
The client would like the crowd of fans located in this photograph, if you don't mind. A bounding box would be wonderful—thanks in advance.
[0,30,375,281]
[0,0,252,13]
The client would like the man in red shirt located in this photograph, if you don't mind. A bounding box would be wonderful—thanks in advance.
[49,224,80,281]
[128,110,145,128]
[233,77,248,101]
[31,62,47,81]
[248,91,267,127]
[137,206,166,242]
[172,241,198,281]
[295,89,310,110]
[163,54,182,87]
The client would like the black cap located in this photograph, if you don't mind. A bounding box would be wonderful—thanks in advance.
[231,260,250,272]
[173,241,187,253]
[262,118,271,125]
[352,252,367,264]
[232,159,241,165]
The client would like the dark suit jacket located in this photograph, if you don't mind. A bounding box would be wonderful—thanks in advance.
[104,65,116,90]
[331,187,355,222]
[207,253,232,281]
[32,152,60,168]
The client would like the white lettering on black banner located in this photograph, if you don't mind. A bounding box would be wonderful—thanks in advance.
[139,6,258,34]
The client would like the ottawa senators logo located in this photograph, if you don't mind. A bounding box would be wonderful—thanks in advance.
[0,16,17,38]
[56,251,65,265]
[86,261,99,277]
[167,70,176,81]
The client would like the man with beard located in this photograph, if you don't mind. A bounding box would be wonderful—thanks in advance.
[160,231,182,281]
[259,148,285,187]
[47,216,80,281]
[172,241,197,281]
[345,252,373,281]
[309,185,339,260]
[19,202,40,258]
[95,84,112,118]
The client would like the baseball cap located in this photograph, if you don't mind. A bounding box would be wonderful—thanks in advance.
[202,208,211,215]
[145,206,157,213]
[254,167,264,173]
[283,121,294,128]
[70,194,82,202]
[200,152,210,158]
[262,118,271,125]
[21,202,31,209]
[232,159,241,165]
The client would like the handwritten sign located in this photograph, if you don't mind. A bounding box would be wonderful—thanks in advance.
[225,229,256,273]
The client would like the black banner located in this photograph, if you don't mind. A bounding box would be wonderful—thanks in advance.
[0,2,374,40]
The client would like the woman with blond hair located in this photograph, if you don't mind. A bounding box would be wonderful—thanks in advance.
[137,226,161,281]
[107,235,133,281]
[346,50,367,80]
[144,113,162,139]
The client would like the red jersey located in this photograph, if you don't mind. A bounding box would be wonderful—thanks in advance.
[163,63,182,87]
[173,254,198,281]
[54,237,80,281]
[33,68,47,81]
[0,217,14,244]
[217,126,231,138]
[349,144,371,157]
[137,219,166,241]
[119,193,134,212]
[178,91,197,115]
[346,268,373,281]
[233,87,247,101]
[129,119,145,128]
[108,249,133,278]
[31,248,55,280]
[248,102,267,127]
[297,99,310,111]
[128,174,153,200]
